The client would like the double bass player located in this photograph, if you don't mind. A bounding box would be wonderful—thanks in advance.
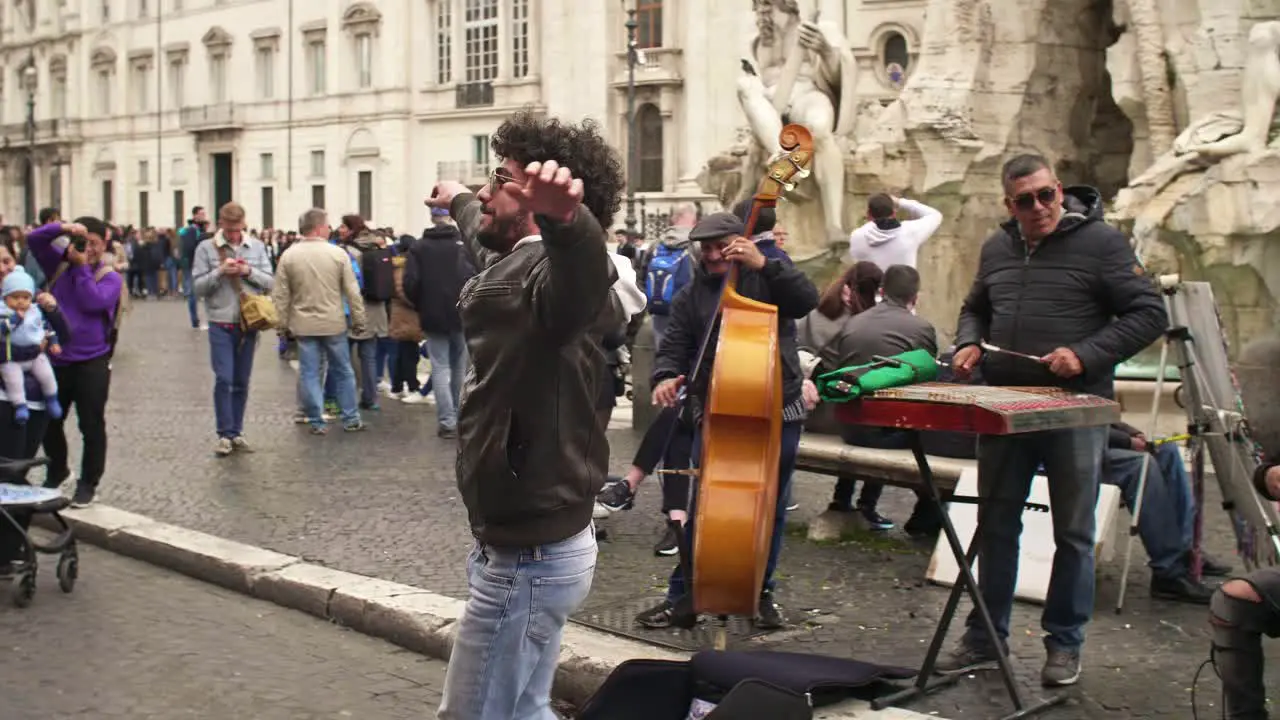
[636,211,819,630]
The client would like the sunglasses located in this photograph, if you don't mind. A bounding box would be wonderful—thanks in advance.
[1011,187,1058,211]
[489,166,523,189]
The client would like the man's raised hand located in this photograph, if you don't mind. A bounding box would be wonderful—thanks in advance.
[507,161,582,223]
[426,181,472,210]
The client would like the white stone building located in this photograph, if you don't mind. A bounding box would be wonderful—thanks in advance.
[0,0,924,234]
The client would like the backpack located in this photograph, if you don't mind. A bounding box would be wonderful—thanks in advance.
[49,260,129,358]
[644,244,692,315]
[360,246,395,302]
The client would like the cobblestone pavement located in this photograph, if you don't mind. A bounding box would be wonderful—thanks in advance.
[0,543,447,719]
[57,301,1280,718]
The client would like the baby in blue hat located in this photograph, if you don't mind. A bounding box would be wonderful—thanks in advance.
[0,267,62,423]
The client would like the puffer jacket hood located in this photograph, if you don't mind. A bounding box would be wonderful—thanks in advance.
[999,185,1104,241]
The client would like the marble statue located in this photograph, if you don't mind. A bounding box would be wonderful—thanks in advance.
[1123,21,1280,196]
[737,0,858,246]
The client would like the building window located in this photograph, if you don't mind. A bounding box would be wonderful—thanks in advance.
[96,69,112,114]
[209,54,227,103]
[261,186,274,229]
[137,0,148,18]
[358,170,373,220]
[310,150,325,178]
[436,0,452,84]
[636,103,663,192]
[463,0,499,84]
[173,0,183,10]
[171,157,185,184]
[260,153,274,179]
[101,0,110,23]
[256,46,275,99]
[173,189,185,227]
[308,40,327,95]
[138,159,149,185]
[471,134,489,167]
[168,59,185,108]
[511,0,529,78]
[131,64,149,113]
[311,184,325,209]
[102,179,113,220]
[51,76,66,117]
[356,34,372,89]
[139,191,149,227]
[880,31,910,88]
[636,0,662,49]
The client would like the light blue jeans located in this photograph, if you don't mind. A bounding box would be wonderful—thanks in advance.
[297,335,359,429]
[1105,443,1194,579]
[425,331,467,429]
[438,524,597,720]
[961,426,1107,653]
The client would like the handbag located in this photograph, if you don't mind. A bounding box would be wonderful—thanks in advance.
[217,244,278,332]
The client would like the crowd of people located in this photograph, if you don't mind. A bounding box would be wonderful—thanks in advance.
[0,107,1270,718]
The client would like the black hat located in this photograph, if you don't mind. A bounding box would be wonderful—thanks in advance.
[688,212,746,242]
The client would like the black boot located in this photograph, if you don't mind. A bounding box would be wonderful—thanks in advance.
[755,590,783,630]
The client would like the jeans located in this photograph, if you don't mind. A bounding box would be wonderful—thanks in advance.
[183,267,200,327]
[667,421,803,602]
[351,338,378,406]
[961,426,1106,653]
[42,354,111,489]
[832,426,912,510]
[1105,444,1194,579]
[375,336,396,385]
[425,331,467,429]
[391,340,421,393]
[438,524,597,720]
[297,335,359,428]
[165,259,178,296]
[144,270,160,297]
[208,324,259,439]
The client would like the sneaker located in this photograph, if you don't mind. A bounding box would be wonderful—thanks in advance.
[653,523,680,556]
[596,481,635,513]
[215,437,234,457]
[934,642,1003,674]
[437,425,457,439]
[309,425,329,436]
[1041,647,1082,687]
[231,436,254,453]
[635,598,697,630]
[292,410,310,425]
[785,501,800,512]
[755,590,784,630]
[377,381,391,393]
[359,401,381,411]
[858,506,895,531]
[1150,574,1214,605]
[70,485,96,508]
[344,421,367,432]
[400,393,425,405]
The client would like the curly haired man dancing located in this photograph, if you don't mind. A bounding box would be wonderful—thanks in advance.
[428,110,625,720]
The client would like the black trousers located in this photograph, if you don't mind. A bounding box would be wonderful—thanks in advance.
[42,354,111,490]
[391,340,421,393]
[632,406,695,514]
[1212,569,1280,719]
[0,402,49,565]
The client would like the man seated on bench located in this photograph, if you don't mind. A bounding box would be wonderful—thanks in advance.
[1105,422,1228,604]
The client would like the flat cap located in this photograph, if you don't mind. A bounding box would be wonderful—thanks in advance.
[688,212,746,242]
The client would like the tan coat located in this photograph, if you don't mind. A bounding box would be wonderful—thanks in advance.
[271,238,365,337]
[388,256,423,342]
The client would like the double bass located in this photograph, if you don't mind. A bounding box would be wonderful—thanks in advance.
[691,125,815,618]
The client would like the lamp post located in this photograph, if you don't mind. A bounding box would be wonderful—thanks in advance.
[623,1,638,238]
[21,54,37,226]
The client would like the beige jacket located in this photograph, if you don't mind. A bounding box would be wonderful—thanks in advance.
[271,238,365,337]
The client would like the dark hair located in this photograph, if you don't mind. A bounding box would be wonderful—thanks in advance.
[0,226,17,258]
[191,205,204,216]
[490,108,625,229]
[867,194,895,220]
[341,214,367,236]
[73,216,108,240]
[815,261,883,320]
[731,198,776,234]
[1001,154,1053,192]
[38,207,59,225]
[882,264,920,304]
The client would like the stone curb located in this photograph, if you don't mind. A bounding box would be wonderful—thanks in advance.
[38,505,940,719]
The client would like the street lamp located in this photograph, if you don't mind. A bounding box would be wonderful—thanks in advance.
[623,0,638,238]
[21,55,37,226]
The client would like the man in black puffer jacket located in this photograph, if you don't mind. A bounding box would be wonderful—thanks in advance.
[637,211,819,632]
[941,154,1167,688]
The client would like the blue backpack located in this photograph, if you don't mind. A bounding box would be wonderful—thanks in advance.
[644,244,692,315]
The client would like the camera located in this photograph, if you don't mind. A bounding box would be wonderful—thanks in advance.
[69,235,87,252]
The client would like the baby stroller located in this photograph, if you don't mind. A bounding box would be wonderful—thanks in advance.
[0,456,78,607]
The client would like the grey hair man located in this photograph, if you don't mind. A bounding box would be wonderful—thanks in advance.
[271,207,366,434]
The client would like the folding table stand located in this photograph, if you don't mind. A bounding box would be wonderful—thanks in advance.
[870,430,1068,720]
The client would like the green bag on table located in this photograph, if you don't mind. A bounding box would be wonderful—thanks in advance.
[816,348,939,403]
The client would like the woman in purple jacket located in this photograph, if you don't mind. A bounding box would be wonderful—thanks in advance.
[24,218,122,508]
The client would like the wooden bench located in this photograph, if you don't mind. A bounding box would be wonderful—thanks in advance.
[795,433,975,494]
